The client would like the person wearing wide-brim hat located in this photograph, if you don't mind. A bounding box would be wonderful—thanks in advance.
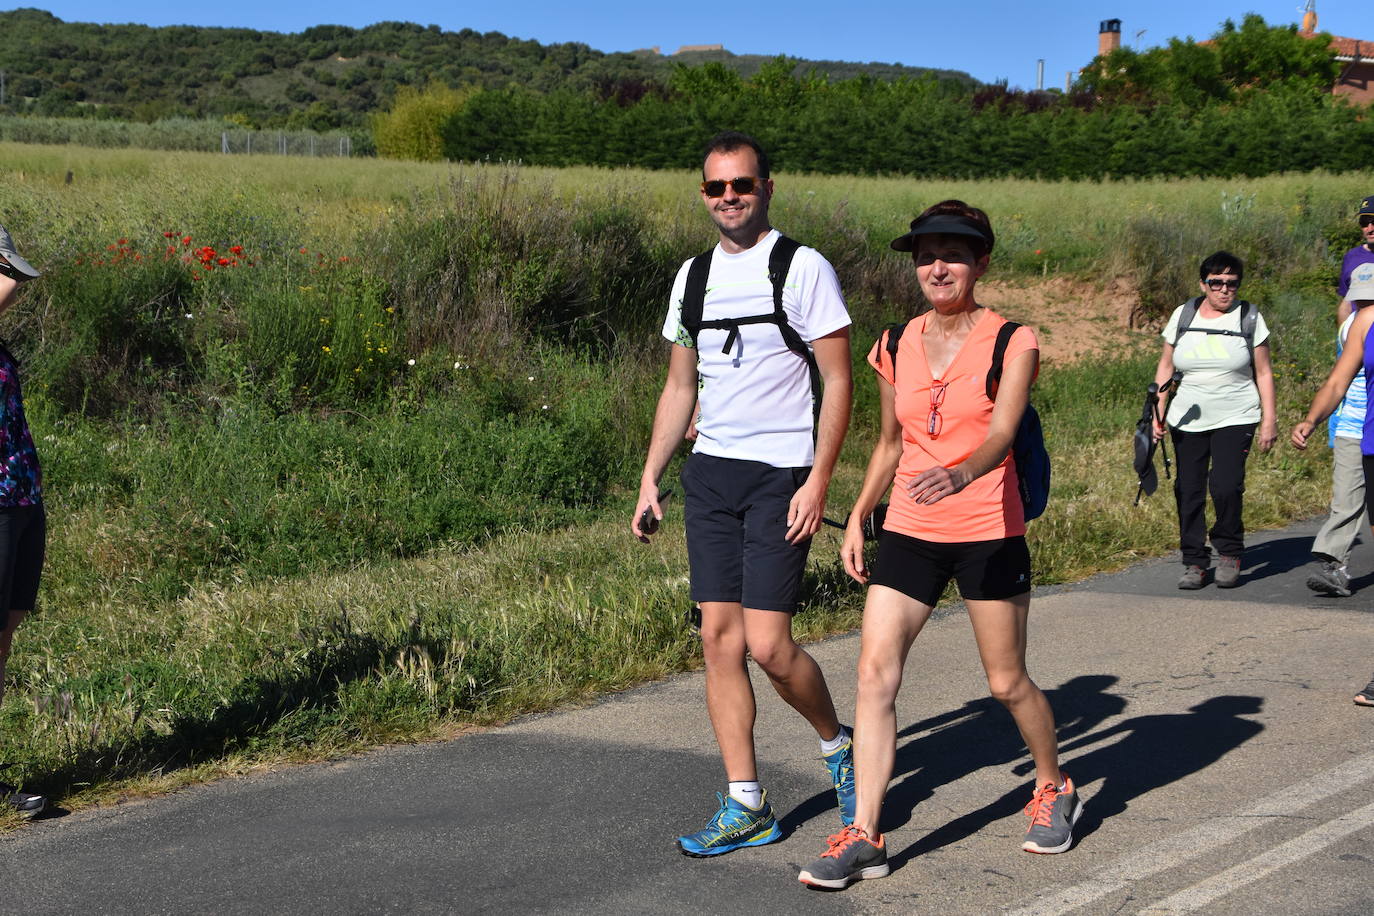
[798,200,1078,891]
[0,224,47,817]
[1293,270,1374,707]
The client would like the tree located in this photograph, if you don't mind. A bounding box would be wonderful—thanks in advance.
[372,82,471,161]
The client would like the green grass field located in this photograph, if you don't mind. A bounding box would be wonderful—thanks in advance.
[0,143,1367,818]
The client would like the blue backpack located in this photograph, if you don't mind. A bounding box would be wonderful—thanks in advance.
[883,319,1050,522]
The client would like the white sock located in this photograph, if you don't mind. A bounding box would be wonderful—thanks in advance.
[728,781,763,809]
[820,726,851,755]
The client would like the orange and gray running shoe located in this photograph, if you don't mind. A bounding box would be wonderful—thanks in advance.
[798,824,889,889]
[1021,774,1082,854]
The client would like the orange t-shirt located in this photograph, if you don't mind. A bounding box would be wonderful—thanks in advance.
[866,309,1038,543]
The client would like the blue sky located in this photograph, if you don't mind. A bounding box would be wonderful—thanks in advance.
[17,1,1367,88]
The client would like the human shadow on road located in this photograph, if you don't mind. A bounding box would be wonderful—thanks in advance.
[778,674,1125,840]
[1238,536,1316,583]
[889,694,1264,871]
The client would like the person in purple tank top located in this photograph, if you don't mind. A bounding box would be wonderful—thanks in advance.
[1291,271,1374,707]
[1335,195,1374,324]
[0,225,46,816]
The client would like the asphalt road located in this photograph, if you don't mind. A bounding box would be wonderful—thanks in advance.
[3,518,1373,915]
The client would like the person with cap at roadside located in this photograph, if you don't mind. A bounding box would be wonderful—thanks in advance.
[797,200,1077,891]
[1291,266,1374,705]
[1308,195,1374,594]
[0,225,46,817]
[1335,195,1374,324]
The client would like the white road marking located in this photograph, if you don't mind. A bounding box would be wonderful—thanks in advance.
[1006,751,1374,916]
[1137,796,1374,914]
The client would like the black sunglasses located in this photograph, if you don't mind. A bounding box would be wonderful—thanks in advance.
[701,176,760,198]
[1360,216,1374,228]
[1205,278,1240,291]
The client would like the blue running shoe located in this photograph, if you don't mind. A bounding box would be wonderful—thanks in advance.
[823,735,856,825]
[676,791,781,857]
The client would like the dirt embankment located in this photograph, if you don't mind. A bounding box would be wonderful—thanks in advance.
[977,275,1145,363]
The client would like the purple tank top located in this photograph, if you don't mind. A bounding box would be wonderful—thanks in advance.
[1363,320,1374,455]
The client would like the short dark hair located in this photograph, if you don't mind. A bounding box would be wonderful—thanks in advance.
[914,199,994,258]
[702,131,770,179]
[1199,250,1244,282]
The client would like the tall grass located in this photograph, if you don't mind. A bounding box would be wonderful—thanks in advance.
[0,144,1360,812]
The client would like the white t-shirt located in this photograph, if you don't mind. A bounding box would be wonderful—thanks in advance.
[661,229,851,467]
[1162,301,1270,432]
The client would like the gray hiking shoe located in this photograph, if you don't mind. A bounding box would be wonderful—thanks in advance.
[1178,565,1206,590]
[798,825,890,889]
[1214,555,1242,588]
[1021,774,1082,854]
[1306,560,1352,597]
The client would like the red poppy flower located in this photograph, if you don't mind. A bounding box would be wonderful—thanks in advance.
[229,246,243,255]
[164,231,175,238]
[182,237,193,246]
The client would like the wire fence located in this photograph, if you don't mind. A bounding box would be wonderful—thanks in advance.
[0,115,372,157]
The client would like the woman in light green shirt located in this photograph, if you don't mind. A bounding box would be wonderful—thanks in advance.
[1152,251,1277,590]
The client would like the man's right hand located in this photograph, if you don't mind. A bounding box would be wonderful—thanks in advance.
[632,483,663,543]
[1291,420,1316,450]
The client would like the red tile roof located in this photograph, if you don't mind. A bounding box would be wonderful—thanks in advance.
[1328,36,1371,61]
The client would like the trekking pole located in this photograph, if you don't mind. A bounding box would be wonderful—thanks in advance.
[1157,372,1181,481]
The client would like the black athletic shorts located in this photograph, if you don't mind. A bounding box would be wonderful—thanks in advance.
[0,503,45,630]
[680,453,812,613]
[1363,456,1374,522]
[868,530,1031,607]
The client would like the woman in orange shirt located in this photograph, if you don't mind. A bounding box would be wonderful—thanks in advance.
[799,201,1075,890]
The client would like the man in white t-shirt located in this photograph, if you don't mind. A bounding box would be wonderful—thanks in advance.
[631,131,854,857]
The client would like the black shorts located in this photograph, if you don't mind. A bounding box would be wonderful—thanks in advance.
[0,503,45,630]
[868,530,1031,606]
[680,453,812,613]
[1363,456,1374,521]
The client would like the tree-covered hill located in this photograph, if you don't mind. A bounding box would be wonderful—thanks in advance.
[0,8,978,129]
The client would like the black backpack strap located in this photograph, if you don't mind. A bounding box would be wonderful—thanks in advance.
[1238,299,1257,350]
[680,236,822,431]
[764,237,822,429]
[986,321,1021,400]
[1171,296,1203,347]
[679,249,713,348]
[882,321,909,385]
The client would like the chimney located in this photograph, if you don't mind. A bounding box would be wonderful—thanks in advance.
[1301,1,1317,36]
[1099,19,1122,57]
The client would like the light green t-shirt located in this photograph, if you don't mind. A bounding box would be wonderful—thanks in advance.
[1162,301,1270,432]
